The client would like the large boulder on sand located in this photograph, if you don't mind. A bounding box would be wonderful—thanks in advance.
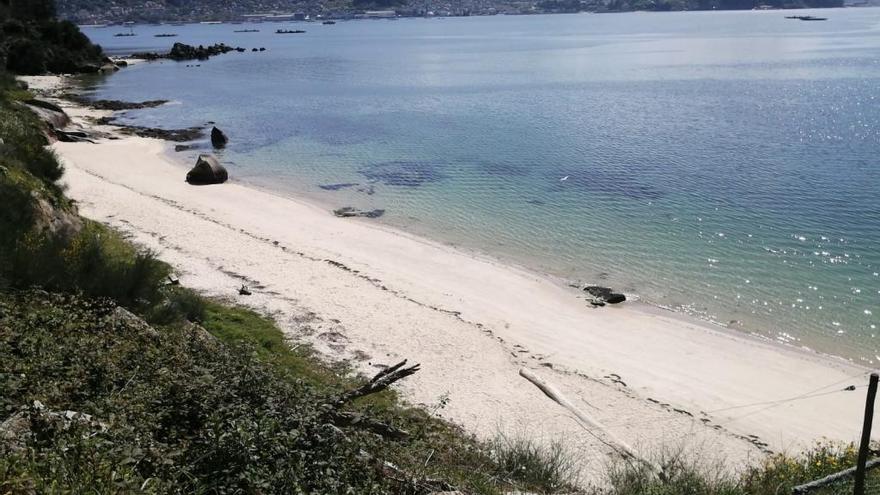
[210,126,228,148]
[24,99,70,130]
[186,154,228,185]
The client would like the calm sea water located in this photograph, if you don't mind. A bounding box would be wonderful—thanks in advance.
[80,10,880,362]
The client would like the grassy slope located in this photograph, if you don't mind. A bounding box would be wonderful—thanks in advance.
[0,73,577,494]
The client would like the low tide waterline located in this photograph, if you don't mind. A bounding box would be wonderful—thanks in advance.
[81,10,880,363]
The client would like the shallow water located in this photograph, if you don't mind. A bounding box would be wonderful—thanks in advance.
[81,10,880,362]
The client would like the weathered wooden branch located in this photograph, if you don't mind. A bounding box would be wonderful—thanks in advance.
[793,457,880,494]
[519,367,662,474]
[331,360,421,407]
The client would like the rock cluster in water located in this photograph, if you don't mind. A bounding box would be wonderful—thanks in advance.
[131,43,245,62]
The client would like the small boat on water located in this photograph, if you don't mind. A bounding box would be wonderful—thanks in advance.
[114,32,136,37]
[154,33,178,37]
[785,15,828,21]
[234,29,260,32]
[276,29,306,34]
[322,20,336,24]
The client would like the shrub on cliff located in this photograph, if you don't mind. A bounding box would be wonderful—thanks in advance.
[0,291,392,493]
[0,0,104,75]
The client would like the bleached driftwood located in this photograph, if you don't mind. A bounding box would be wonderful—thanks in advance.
[519,367,661,474]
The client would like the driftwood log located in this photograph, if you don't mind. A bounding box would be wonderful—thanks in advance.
[519,368,661,474]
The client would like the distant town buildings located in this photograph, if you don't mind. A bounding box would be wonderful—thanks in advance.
[56,0,855,25]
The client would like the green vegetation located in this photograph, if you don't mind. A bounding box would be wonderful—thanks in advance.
[0,0,104,75]
[587,442,880,495]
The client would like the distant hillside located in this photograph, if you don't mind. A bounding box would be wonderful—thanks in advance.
[56,0,843,24]
[0,0,104,74]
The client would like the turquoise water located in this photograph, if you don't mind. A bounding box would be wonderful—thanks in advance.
[81,10,880,362]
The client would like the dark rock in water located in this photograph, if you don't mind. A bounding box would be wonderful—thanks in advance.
[583,286,626,304]
[175,144,197,152]
[333,207,385,219]
[211,126,228,148]
[89,99,167,110]
[121,125,203,142]
[259,47,266,51]
[186,155,228,185]
[252,48,258,52]
[131,42,242,62]
[62,95,168,111]
[319,183,358,191]
[114,60,129,68]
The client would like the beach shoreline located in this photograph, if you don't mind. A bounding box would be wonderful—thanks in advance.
[24,72,876,479]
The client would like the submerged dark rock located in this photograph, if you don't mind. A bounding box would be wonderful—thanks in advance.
[319,183,358,191]
[210,126,228,148]
[186,154,228,185]
[62,95,168,111]
[121,125,203,142]
[359,160,446,187]
[333,207,385,219]
[548,170,663,201]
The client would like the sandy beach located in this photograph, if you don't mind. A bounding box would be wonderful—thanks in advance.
[25,73,874,480]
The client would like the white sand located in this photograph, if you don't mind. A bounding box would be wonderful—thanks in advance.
[26,76,875,480]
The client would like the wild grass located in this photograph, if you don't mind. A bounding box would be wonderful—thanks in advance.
[588,441,872,495]
[490,435,581,493]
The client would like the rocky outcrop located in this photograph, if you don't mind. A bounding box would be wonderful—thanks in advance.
[32,196,83,239]
[211,126,228,148]
[583,286,626,305]
[132,42,243,62]
[24,99,70,130]
[62,96,168,111]
[333,207,385,219]
[186,154,228,185]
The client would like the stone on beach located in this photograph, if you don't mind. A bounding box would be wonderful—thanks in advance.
[583,286,626,304]
[186,154,228,185]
